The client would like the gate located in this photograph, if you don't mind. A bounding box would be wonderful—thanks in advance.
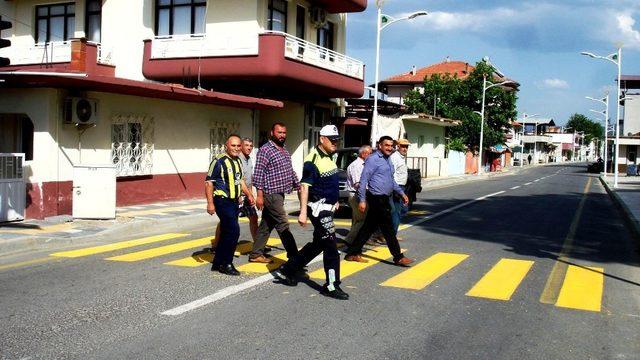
[0,153,26,222]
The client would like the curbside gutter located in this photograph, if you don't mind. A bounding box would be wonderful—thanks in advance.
[599,175,640,241]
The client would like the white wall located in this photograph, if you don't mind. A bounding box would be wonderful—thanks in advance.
[624,94,640,136]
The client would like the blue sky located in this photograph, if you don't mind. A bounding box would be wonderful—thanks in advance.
[346,0,640,126]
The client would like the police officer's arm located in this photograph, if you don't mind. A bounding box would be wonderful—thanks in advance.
[298,160,317,227]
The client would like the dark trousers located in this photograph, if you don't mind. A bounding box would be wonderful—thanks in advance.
[347,192,404,262]
[213,196,240,266]
[252,193,298,259]
[287,208,340,286]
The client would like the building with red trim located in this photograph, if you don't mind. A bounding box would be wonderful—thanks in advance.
[0,0,366,220]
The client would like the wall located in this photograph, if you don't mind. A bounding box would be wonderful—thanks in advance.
[386,85,413,105]
[403,121,445,158]
[258,101,306,179]
[624,94,640,136]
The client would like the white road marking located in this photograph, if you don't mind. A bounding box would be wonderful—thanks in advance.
[524,182,533,186]
[510,186,521,190]
[62,229,83,234]
[161,189,508,315]
[534,179,540,182]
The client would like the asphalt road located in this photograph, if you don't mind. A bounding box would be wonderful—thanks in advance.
[1,164,639,359]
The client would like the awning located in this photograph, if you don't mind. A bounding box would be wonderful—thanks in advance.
[490,144,510,153]
[562,143,573,150]
[343,117,368,126]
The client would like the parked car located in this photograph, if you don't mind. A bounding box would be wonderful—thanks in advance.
[334,147,422,210]
[587,159,604,174]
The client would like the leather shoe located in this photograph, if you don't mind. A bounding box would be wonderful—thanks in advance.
[345,254,369,263]
[272,265,298,286]
[248,254,272,263]
[216,263,240,276]
[394,256,414,267]
[320,285,349,300]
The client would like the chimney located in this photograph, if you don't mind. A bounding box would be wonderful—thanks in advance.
[445,56,450,63]
[411,65,416,76]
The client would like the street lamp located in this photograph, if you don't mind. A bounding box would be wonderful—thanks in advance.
[519,113,539,167]
[371,0,428,145]
[586,92,609,175]
[581,46,622,187]
[477,74,514,175]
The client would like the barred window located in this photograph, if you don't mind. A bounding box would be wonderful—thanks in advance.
[210,122,239,161]
[111,115,154,177]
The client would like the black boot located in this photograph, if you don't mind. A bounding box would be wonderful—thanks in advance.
[320,284,349,300]
[216,263,240,276]
[272,264,298,286]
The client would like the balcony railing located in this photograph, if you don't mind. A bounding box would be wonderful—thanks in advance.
[522,135,552,144]
[93,42,114,66]
[150,33,259,59]
[0,41,71,65]
[271,31,364,80]
[148,32,364,80]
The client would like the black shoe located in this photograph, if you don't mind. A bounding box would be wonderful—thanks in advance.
[216,263,240,276]
[320,285,349,300]
[272,265,298,286]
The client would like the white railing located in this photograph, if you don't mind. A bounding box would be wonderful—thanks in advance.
[0,41,71,65]
[150,33,259,59]
[269,31,364,80]
[522,135,552,144]
[111,142,154,177]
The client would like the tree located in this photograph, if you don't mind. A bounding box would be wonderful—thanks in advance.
[565,113,604,143]
[404,60,518,150]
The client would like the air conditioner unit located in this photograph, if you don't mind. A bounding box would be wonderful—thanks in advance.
[64,97,99,125]
[310,7,327,28]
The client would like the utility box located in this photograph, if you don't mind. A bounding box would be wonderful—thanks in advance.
[72,164,116,219]
[0,153,25,222]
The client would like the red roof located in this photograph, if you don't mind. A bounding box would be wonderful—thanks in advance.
[0,72,282,109]
[383,61,475,84]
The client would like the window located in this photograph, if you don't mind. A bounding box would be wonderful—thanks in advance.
[417,135,425,148]
[317,21,334,50]
[111,115,154,177]
[209,122,239,161]
[306,106,332,151]
[295,5,305,39]
[85,0,102,42]
[268,0,287,32]
[155,0,206,36]
[35,3,75,43]
[0,115,34,161]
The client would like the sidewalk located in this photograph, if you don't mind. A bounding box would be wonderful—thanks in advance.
[0,165,531,256]
[600,174,640,240]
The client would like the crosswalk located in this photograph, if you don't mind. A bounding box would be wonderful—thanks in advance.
[48,232,606,313]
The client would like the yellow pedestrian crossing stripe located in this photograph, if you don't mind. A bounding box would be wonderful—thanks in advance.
[236,251,288,273]
[50,233,189,258]
[164,238,282,267]
[466,259,534,301]
[555,265,604,312]
[381,252,469,290]
[105,236,212,262]
[309,246,396,280]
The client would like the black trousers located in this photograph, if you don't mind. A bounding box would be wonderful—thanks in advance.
[286,208,340,286]
[347,192,404,262]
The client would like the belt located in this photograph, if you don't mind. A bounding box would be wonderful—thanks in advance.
[214,195,238,201]
[307,199,335,217]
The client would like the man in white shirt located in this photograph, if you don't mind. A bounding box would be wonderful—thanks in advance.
[390,138,410,235]
[344,145,372,244]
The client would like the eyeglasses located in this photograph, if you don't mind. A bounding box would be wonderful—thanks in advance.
[399,145,409,148]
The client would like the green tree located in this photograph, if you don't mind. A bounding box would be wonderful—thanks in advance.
[565,113,604,143]
[404,60,518,150]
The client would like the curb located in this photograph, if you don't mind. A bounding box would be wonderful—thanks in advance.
[599,175,640,241]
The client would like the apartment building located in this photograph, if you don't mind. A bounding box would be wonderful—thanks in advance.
[0,0,365,220]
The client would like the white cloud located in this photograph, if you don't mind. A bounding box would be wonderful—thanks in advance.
[616,13,640,49]
[538,79,570,89]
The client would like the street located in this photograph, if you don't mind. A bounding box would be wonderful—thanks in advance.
[1,164,639,359]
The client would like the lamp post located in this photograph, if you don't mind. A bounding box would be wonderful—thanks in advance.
[519,113,539,167]
[477,74,514,175]
[581,46,622,187]
[371,0,427,145]
[586,92,609,174]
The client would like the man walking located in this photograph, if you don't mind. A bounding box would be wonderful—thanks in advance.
[344,145,372,244]
[389,139,410,235]
[273,125,348,300]
[205,135,254,275]
[344,136,414,267]
[250,123,300,263]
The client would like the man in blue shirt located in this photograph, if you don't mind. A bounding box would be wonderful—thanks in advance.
[273,125,348,300]
[344,135,415,267]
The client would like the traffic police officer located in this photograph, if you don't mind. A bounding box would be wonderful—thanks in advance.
[273,125,348,300]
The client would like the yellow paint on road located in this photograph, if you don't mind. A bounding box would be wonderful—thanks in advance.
[0,257,55,271]
[466,259,534,301]
[555,265,604,312]
[50,233,189,258]
[105,237,211,262]
[164,238,282,267]
[540,177,593,304]
[309,246,397,280]
[381,252,469,290]
[236,251,288,273]
[407,210,430,216]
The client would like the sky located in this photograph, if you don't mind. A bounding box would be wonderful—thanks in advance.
[345,0,640,126]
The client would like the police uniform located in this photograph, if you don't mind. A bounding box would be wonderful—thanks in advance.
[280,145,343,293]
[206,153,244,270]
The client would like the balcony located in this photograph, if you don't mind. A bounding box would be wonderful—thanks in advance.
[0,39,115,76]
[142,32,364,99]
[310,0,367,13]
[522,135,552,144]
